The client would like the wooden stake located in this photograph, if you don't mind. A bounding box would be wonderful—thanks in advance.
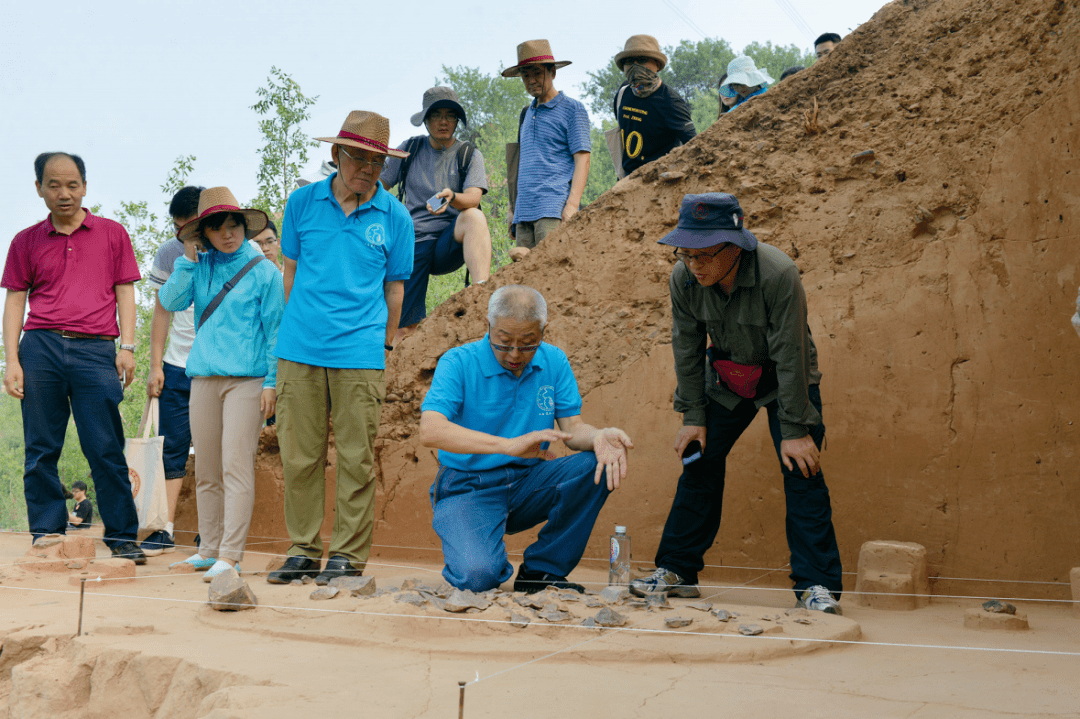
[458,681,466,719]
[77,578,86,636]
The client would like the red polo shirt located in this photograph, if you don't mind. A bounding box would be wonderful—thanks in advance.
[1,211,141,337]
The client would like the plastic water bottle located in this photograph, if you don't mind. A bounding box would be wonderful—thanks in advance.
[609,526,631,585]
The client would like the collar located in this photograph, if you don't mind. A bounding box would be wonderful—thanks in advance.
[45,209,93,235]
[316,172,391,214]
[477,334,546,378]
[532,90,565,110]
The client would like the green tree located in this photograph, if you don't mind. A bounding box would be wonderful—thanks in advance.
[742,41,816,86]
[251,67,319,218]
[690,89,720,134]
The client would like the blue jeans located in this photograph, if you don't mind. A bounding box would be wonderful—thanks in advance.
[159,362,191,479]
[430,453,608,591]
[399,216,466,328]
[19,330,139,547]
[654,385,843,596]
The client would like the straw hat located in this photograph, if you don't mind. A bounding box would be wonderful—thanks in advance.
[411,86,468,127]
[315,110,409,159]
[615,35,668,72]
[501,39,572,78]
[720,56,775,89]
[177,187,268,243]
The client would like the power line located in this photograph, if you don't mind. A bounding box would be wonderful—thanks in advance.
[773,0,817,43]
[662,0,709,40]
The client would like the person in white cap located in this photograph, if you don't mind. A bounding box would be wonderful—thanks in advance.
[719,56,775,111]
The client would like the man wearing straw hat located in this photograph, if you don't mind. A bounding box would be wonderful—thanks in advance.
[502,39,591,249]
[613,35,696,176]
[2,152,145,563]
[268,111,414,586]
[380,87,492,346]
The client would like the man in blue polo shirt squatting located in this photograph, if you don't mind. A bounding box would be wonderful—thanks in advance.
[419,285,633,593]
[502,39,591,251]
[268,111,413,586]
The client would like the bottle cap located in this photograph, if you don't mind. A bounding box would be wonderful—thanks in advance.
[615,525,626,534]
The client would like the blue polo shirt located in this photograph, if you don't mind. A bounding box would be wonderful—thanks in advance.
[421,336,583,471]
[514,91,591,225]
[276,174,414,369]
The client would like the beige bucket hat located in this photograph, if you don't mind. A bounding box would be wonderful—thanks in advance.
[501,39,572,78]
[315,110,409,159]
[177,187,268,243]
[615,34,668,71]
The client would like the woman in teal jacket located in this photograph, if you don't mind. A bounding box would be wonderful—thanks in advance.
[160,187,284,583]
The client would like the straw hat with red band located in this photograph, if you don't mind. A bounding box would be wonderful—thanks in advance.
[501,39,572,78]
[177,187,269,243]
[315,110,409,159]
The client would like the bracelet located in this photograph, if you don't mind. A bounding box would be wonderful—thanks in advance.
[450,191,456,205]
[119,344,136,352]
[384,344,394,352]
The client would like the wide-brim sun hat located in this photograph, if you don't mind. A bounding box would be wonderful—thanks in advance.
[411,86,468,127]
[315,110,409,159]
[501,39,572,78]
[720,56,775,89]
[658,193,758,251]
[614,34,668,71]
[177,187,269,243]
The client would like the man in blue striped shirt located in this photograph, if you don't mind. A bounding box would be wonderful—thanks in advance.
[502,40,591,250]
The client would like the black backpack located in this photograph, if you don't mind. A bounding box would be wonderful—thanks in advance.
[395,136,477,205]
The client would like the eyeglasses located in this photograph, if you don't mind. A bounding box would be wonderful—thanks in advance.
[338,146,386,170]
[673,246,728,265]
[489,340,543,354]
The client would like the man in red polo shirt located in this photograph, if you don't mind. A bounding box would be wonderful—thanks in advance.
[2,152,145,563]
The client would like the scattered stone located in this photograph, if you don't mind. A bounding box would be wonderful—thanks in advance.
[981,599,1016,615]
[823,166,841,175]
[208,568,257,611]
[400,578,427,591]
[686,601,713,613]
[290,579,303,586]
[557,592,582,603]
[510,613,531,628]
[515,595,548,610]
[594,607,628,627]
[645,594,670,609]
[385,393,401,403]
[599,586,630,603]
[301,575,314,585]
[665,616,693,629]
[64,560,87,570]
[539,609,571,623]
[434,583,455,598]
[585,597,605,608]
[738,624,764,636]
[444,589,492,613]
[851,149,876,163]
[394,591,427,607]
[310,586,339,600]
[964,608,1029,631]
[659,171,686,182]
[580,617,598,628]
[713,609,732,622]
[793,617,813,625]
[170,562,196,575]
[330,575,376,596]
[625,600,648,609]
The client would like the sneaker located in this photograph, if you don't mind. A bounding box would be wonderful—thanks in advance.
[170,553,216,570]
[796,585,843,615]
[267,555,321,584]
[513,565,585,594]
[314,555,361,585]
[139,530,175,557]
[203,560,240,583]
[629,567,700,598]
[110,541,147,565]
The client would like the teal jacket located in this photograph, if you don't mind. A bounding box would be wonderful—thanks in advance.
[159,241,283,388]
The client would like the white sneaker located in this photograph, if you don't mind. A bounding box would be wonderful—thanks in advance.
[796,585,842,615]
[203,560,240,583]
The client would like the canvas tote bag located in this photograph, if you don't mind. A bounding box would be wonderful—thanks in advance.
[125,397,169,531]
[605,85,629,180]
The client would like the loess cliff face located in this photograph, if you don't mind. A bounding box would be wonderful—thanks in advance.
[179,0,1079,597]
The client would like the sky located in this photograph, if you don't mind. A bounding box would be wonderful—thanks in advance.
[0,0,882,260]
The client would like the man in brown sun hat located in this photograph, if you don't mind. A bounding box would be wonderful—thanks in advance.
[613,35,696,176]
[268,111,414,586]
[503,39,591,250]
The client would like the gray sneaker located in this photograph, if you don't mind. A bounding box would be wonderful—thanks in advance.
[629,567,701,598]
[796,585,842,615]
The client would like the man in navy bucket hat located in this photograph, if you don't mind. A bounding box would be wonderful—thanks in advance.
[630,192,844,615]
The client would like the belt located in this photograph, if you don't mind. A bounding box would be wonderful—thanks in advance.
[45,329,116,341]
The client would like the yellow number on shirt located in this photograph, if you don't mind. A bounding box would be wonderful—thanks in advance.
[624,131,643,159]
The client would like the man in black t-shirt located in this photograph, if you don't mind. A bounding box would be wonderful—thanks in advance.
[613,35,696,176]
[68,480,93,530]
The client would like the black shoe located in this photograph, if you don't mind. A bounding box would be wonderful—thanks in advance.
[110,541,147,565]
[267,555,321,584]
[513,565,585,594]
[139,530,175,557]
[314,555,360,585]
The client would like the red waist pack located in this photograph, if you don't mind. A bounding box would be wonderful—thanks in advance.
[712,359,763,399]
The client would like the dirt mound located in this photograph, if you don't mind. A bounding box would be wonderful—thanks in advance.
[179,0,1079,597]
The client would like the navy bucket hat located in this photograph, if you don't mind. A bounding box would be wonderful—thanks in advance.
[658,193,758,251]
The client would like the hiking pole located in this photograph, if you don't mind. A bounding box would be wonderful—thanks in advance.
[458,680,466,719]
[77,578,86,636]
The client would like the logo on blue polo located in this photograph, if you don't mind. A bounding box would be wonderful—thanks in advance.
[537,385,555,413]
[365,223,386,247]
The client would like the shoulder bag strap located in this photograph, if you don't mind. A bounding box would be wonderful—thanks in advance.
[198,256,265,329]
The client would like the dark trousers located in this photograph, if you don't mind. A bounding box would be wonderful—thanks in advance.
[19,330,139,547]
[159,362,192,479]
[654,385,842,596]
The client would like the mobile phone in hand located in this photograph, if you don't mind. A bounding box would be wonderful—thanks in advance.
[427,193,448,213]
[681,440,702,465]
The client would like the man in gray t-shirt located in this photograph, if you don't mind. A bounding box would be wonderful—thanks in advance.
[381,87,492,345]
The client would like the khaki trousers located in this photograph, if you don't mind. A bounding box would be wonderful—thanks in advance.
[189,376,263,563]
[277,359,385,566]
[514,218,561,249]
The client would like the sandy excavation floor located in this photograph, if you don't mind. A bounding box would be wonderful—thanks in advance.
[0,530,1077,718]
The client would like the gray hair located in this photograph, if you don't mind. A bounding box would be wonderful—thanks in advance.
[487,285,548,328]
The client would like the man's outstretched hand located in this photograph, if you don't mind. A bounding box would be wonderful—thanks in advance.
[503,429,572,460]
[593,428,634,491]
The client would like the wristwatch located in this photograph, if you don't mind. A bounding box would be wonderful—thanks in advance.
[119,343,136,352]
